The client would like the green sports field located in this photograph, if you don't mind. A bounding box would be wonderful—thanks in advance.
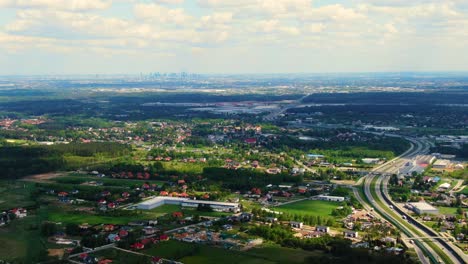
[274,200,341,217]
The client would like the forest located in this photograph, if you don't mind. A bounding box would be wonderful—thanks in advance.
[0,142,130,179]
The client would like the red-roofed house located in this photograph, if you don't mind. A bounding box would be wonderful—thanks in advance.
[172,212,183,218]
[118,230,129,237]
[244,138,257,144]
[159,234,169,241]
[178,192,189,198]
[131,242,144,250]
[104,224,115,232]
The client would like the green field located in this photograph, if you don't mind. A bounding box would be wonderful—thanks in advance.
[46,204,229,225]
[143,240,319,264]
[274,200,341,217]
[162,161,210,174]
[52,175,166,187]
[437,206,459,215]
[0,180,36,210]
[148,204,230,218]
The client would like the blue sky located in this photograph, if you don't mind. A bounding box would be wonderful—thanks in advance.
[0,0,467,75]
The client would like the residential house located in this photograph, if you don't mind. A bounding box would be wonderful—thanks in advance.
[344,230,358,238]
[316,226,330,233]
[290,221,303,229]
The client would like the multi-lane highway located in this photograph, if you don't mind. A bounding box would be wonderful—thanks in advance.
[360,136,468,264]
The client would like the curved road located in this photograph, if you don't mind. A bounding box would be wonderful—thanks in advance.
[362,137,467,264]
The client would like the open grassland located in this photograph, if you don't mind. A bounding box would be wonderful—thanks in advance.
[437,206,459,215]
[162,161,209,174]
[46,204,228,225]
[142,240,319,264]
[274,200,340,217]
[52,173,167,187]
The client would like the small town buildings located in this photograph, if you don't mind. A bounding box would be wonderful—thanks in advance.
[143,226,157,235]
[107,234,120,242]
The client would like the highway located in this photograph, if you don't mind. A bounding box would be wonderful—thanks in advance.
[263,93,310,121]
[361,136,468,264]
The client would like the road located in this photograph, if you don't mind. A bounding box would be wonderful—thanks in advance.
[263,93,310,121]
[362,136,467,264]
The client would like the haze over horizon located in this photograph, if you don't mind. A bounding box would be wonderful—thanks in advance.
[1,0,468,75]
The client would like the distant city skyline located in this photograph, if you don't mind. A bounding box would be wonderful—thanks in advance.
[1,0,468,75]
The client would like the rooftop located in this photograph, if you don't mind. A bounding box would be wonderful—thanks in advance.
[409,202,438,211]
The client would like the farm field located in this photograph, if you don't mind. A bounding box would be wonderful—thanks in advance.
[274,200,341,217]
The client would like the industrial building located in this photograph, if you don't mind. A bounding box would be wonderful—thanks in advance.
[415,155,436,166]
[432,159,451,169]
[137,196,240,212]
[315,195,345,202]
[407,202,439,215]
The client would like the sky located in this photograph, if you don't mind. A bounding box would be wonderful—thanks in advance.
[0,0,468,75]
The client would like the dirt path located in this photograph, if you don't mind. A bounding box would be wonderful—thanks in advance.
[22,172,66,183]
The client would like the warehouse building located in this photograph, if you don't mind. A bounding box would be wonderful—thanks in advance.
[407,202,439,215]
[137,196,240,212]
[315,195,345,202]
[432,159,451,169]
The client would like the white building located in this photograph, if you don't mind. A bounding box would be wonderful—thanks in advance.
[137,196,188,210]
[316,195,345,202]
[433,159,451,169]
[344,230,359,238]
[316,226,330,233]
[290,221,303,228]
[438,183,451,190]
[408,202,439,215]
[362,158,380,164]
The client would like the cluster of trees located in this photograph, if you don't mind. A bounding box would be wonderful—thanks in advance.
[265,134,408,162]
[431,144,468,159]
[203,167,302,190]
[331,205,353,217]
[251,208,336,227]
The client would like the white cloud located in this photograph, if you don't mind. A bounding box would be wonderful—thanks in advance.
[384,23,398,34]
[134,3,193,26]
[153,0,184,4]
[307,23,324,33]
[1,0,468,73]
[0,0,111,11]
